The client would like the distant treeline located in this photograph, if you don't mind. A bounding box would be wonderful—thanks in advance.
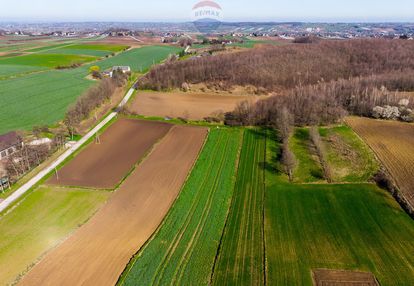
[137,39,414,126]
[138,39,414,91]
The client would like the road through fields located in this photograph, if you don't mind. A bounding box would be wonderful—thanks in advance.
[18,125,207,286]
[0,87,135,214]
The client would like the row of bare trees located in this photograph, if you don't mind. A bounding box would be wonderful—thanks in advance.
[273,108,296,182]
[225,71,414,127]
[137,39,414,92]
[309,127,332,182]
[4,131,66,182]
[64,72,127,137]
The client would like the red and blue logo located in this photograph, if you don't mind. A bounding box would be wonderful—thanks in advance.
[191,1,223,32]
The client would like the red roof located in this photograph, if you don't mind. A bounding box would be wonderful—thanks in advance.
[193,1,222,10]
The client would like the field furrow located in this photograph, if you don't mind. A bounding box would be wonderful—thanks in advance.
[212,128,266,286]
[119,128,243,286]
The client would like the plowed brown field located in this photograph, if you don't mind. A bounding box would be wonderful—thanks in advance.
[312,269,379,286]
[48,118,171,189]
[129,91,259,120]
[19,125,207,286]
[347,117,414,208]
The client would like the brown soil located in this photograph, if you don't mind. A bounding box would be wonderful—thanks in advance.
[129,91,260,120]
[19,125,207,286]
[312,269,379,285]
[346,117,414,208]
[48,118,172,189]
[77,87,126,135]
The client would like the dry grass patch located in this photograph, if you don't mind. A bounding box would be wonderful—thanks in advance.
[129,91,260,121]
[312,269,379,286]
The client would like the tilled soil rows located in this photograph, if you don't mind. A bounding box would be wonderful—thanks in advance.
[19,125,208,286]
[347,117,414,209]
[48,118,171,189]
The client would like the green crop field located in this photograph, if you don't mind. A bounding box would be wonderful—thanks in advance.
[0,53,98,69]
[265,183,414,286]
[61,44,128,52]
[0,186,109,285]
[42,49,111,57]
[0,69,94,134]
[0,64,48,78]
[40,44,129,57]
[264,127,414,286]
[212,129,266,285]
[119,128,242,286]
[93,45,182,72]
[0,45,180,135]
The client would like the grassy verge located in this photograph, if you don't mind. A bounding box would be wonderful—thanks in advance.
[118,128,243,286]
[289,128,324,183]
[212,128,266,285]
[0,186,110,285]
[319,125,379,182]
[0,147,66,200]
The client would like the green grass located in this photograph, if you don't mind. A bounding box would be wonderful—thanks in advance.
[0,69,94,134]
[0,53,98,68]
[119,128,243,286]
[24,42,76,53]
[290,128,324,183]
[42,48,111,57]
[212,128,266,285]
[264,129,414,286]
[264,183,414,286]
[61,44,128,52]
[93,46,182,72]
[0,64,48,78]
[0,186,109,285]
[0,45,180,134]
[319,125,379,182]
[40,44,130,57]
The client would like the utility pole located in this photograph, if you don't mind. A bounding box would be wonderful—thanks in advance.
[95,133,101,144]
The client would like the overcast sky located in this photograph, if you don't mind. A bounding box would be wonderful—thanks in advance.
[1,0,413,22]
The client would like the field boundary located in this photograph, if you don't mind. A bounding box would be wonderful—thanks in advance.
[116,127,211,286]
[208,129,245,285]
[0,87,135,214]
[345,119,414,217]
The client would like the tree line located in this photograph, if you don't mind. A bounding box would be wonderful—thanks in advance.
[64,70,127,137]
[137,39,414,92]
[225,71,414,127]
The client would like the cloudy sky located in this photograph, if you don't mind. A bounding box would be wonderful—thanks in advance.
[1,0,413,22]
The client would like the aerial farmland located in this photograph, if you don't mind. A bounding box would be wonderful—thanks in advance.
[1,5,414,286]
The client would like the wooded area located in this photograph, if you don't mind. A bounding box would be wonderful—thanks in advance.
[137,39,414,126]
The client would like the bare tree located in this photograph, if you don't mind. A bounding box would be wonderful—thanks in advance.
[309,126,332,182]
[281,141,296,182]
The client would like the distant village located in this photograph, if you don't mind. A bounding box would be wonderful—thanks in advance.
[1,22,413,40]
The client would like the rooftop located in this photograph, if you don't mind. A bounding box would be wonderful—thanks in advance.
[0,131,21,151]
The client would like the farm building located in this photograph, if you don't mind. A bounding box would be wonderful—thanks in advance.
[103,66,131,78]
[0,132,23,161]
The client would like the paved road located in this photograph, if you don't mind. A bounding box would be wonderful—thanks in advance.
[0,87,135,214]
